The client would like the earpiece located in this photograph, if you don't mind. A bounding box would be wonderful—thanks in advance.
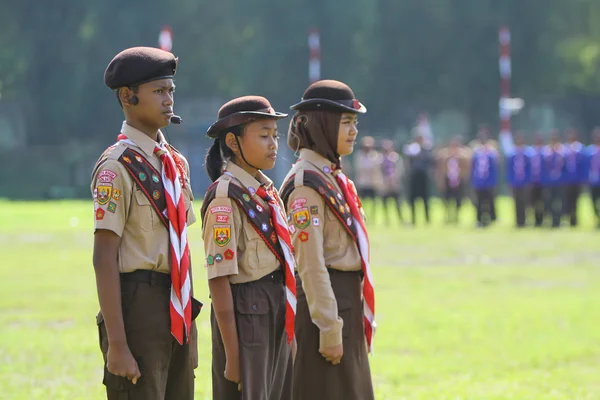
[130,95,139,106]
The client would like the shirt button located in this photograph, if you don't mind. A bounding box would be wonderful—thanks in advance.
[252,304,257,311]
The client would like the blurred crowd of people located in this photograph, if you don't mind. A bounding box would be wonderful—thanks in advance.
[345,126,600,229]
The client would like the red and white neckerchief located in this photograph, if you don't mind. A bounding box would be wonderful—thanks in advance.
[256,185,297,344]
[117,133,192,345]
[333,170,376,353]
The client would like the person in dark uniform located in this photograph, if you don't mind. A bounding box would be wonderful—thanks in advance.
[505,132,531,228]
[470,130,499,227]
[403,132,434,225]
[562,128,586,227]
[541,131,565,228]
[280,80,375,400]
[586,128,600,229]
[201,96,294,400]
[92,47,199,400]
[528,133,545,227]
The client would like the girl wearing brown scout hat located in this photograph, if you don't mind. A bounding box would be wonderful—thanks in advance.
[280,80,376,400]
[200,96,296,399]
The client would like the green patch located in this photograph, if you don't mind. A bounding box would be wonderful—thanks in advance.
[207,255,214,266]
[107,202,117,213]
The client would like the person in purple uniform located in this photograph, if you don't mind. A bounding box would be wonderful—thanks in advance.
[586,128,600,229]
[541,131,565,228]
[470,130,499,227]
[562,128,586,227]
[528,133,545,227]
[505,132,531,228]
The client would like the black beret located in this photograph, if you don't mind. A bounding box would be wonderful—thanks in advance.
[206,96,287,138]
[290,79,366,114]
[104,46,178,90]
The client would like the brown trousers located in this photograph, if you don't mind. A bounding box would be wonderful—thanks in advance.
[97,276,194,400]
[211,271,293,400]
[293,270,374,400]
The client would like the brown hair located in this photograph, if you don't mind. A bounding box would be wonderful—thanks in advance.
[288,110,342,168]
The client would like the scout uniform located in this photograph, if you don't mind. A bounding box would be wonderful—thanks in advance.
[528,143,545,227]
[541,143,565,227]
[93,47,197,399]
[353,138,384,201]
[281,80,375,400]
[505,145,531,227]
[379,140,405,224]
[201,97,293,400]
[470,143,499,227]
[562,139,586,226]
[403,136,434,225]
[586,142,600,227]
[435,144,471,224]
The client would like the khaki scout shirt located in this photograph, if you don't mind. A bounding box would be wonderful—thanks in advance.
[91,122,196,274]
[202,161,281,284]
[281,149,362,349]
[434,147,472,191]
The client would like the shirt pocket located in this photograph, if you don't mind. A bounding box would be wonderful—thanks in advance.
[324,207,344,247]
[235,293,269,347]
[242,222,269,271]
[133,189,157,232]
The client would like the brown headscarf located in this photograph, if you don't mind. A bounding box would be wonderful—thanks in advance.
[287,110,342,168]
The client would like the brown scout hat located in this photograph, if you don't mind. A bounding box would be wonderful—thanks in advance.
[104,46,178,90]
[206,96,288,138]
[290,79,367,114]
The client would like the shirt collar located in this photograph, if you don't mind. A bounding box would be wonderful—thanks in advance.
[121,121,167,158]
[299,149,337,175]
[225,161,273,194]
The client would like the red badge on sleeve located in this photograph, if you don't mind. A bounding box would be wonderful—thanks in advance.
[224,249,235,260]
[96,208,105,220]
[299,231,309,242]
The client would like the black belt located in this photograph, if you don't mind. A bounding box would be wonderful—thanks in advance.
[234,269,284,285]
[120,270,171,288]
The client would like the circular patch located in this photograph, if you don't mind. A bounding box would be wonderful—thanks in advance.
[215,254,223,263]
[248,187,256,194]
[243,194,251,202]
[256,205,263,213]
[139,172,147,181]
[152,175,160,183]
[337,193,343,200]
[135,155,143,163]
[261,223,268,232]
[347,217,352,226]
[153,190,160,200]
[323,166,331,173]
[249,210,256,218]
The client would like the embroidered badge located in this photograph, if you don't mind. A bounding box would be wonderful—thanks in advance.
[96,184,112,205]
[326,183,333,190]
[299,231,309,242]
[243,194,251,202]
[97,170,117,183]
[96,208,105,220]
[248,187,256,194]
[270,232,277,244]
[135,155,143,163]
[329,196,336,205]
[291,198,307,211]
[139,172,147,181]
[310,206,318,215]
[323,166,331,174]
[213,225,231,247]
[153,190,160,200]
[249,209,256,218]
[337,193,344,200]
[347,217,352,226]
[93,188,98,199]
[215,254,223,263]
[216,214,229,223]
[107,202,117,213]
[152,174,160,183]
[289,224,296,234]
[123,156,132,164]
[112,189,121,201]
[224,249,235,260]
[207,255,214,266]
[210,206,232,214]
[256,204,264,213]
[312,217,320,226]
[261,223,268,232]
[293,208,310,229]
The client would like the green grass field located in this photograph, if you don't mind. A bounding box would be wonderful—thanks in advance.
[1,197,599,399]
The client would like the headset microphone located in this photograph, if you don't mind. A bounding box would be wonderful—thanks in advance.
[170,115,183,124]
